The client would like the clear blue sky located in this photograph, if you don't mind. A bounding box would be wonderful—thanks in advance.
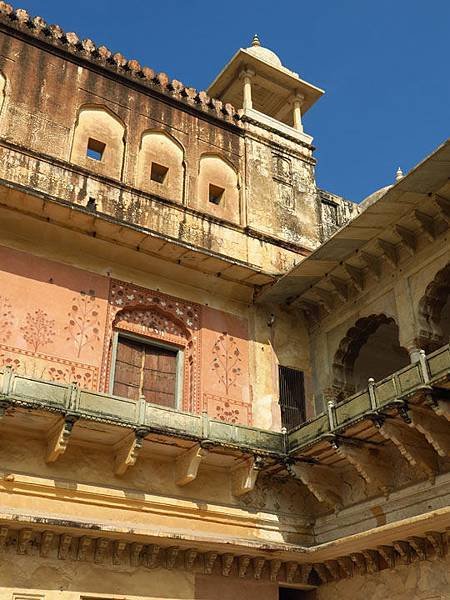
[14,0,450,202]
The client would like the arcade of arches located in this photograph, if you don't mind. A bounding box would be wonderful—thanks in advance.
[330,262,450,401]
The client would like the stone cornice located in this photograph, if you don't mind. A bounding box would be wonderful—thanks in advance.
[0,511,447,587]
[0,3,242,128]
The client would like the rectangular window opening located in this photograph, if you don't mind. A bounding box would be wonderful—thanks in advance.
[112,334,180,409]
[151,162,169,184]
[209,183,225,205]
[86,138,106,161]
[279,365,306,431]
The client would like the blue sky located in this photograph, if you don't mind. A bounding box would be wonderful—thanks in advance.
[13,0,450,202]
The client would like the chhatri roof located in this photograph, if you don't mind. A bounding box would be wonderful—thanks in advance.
[208,35,324,123]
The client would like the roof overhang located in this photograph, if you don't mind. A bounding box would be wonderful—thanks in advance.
[258,138,450,305]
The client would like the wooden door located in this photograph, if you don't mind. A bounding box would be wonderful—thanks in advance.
[113,336,178,408]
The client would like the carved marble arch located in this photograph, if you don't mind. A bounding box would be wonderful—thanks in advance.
[417,262,450,353]
[101,280,201,413]
[332,314,410,401]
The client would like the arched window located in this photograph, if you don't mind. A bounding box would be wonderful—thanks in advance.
[136,130,184,201]
[70,105,125,180]
[197,154,240,222]
[102,281,201,413]
[332,314,410,400]
[417,262,450,353]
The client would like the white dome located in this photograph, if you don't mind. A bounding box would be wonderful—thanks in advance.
[246,34,282,68]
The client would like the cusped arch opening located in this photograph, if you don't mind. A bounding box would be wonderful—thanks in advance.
[417,262,450,353]
[332,314,410,400]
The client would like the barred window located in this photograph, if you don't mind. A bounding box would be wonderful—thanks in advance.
[278,366,306,430]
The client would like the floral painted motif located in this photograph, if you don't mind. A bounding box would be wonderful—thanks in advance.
[0,296,13,343]
[65,290,101,357]
[211,333,242,395]
[21,309,55,353]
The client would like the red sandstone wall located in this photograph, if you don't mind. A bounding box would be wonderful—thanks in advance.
[0,245,252,425]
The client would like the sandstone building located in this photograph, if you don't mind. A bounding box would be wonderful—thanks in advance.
[0,4,448,599]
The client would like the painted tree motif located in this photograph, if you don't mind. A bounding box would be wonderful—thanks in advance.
[0,296,13,343]
[21,309,55,353]
[211,332,242,395]
[65,290,101,358]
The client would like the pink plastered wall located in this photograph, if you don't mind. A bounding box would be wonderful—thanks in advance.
[0,246,253,425]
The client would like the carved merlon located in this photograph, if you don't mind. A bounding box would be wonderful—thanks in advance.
[378,419,438,477]
[114,432,144,476]
[407,405,450,457]
[334,441,392,494]
[231,458,260,497]
[175,444,207,486]
[290,462,344,510]
[46,417,76,463]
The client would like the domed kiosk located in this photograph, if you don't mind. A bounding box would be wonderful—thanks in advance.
[208,35,324,142]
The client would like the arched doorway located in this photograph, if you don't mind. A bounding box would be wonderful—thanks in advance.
[332,314,410,400]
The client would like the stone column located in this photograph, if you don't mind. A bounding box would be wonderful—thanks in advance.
[239,69,255,110]
[292,93,305,132]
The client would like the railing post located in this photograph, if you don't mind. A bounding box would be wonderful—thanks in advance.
[68,382,80,412]
[327,400,336,431]
[2,365,13,396]
[368,377,377,410]
[137,394,146,426]
[418,349,430,384]
[201,411,210,439]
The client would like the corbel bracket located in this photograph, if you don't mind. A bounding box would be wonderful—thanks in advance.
[46,415,78,463]
[175,443,208,486]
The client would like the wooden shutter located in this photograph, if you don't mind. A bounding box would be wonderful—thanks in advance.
[142,346,177,408]
[113,337,143,401]
[113,336,178,408]
[279,366,306,430]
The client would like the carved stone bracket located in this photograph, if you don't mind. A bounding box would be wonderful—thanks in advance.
[377,239,398,267]
[17,529,32,555]
[40,531,54,558]
[238,555,251,578]
[46,416,77,463]
[146,544,160,569]
[334,440,392,494]
[413,210,437,241]
[204,551,217,575]
[378,545,395,568]
[393,540,411,564]
[112,540,127,565]
[407,405,450,457]
[432,399,450,421]
[166,546,179,570]
[395,225,417,255]
[175,444,207,486]
[58,533,72,560]
[290,462,344,510]
[344,263,365,292]
[114,431,147,476]
[231,458,261,497]
[379,419,438,478]
[360,252,382,281]
[77,536,93,561]
[222,553,234,576]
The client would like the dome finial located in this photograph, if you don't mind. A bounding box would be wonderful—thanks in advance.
[395,166,404,182]
[251,34,261,47]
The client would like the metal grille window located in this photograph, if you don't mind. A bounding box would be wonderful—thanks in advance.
[112,335,182,408]
[278,366,306,430]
